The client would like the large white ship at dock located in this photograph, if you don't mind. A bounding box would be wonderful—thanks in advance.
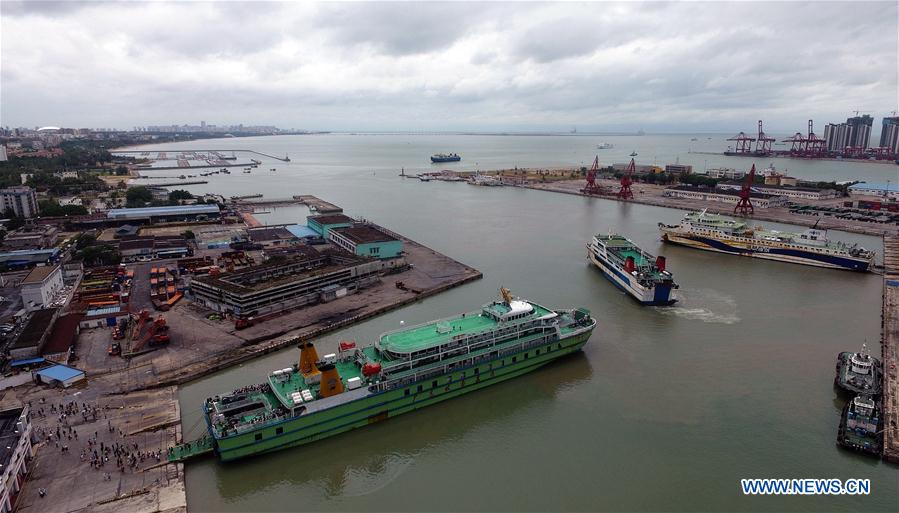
[658,211,874,271]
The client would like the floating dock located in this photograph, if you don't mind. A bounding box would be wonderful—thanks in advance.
[881,235,899,462]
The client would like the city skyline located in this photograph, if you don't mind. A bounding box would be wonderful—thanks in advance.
[1,1,897,132]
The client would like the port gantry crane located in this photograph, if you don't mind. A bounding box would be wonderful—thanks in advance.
[733,163,756,216]
[580,156,605,195]
[727,131,756,154]
[617,158,635,200]
[755,120,775,155]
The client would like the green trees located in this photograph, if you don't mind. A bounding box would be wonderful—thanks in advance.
[126,186,154,207]
[39,199,88,217]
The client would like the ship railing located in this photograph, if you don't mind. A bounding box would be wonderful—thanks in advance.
[379,324,553,376]
[372,332,558,392]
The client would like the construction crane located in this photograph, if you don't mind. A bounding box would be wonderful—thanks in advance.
[580,156,606,195]
[755,120,775,155]
[617,158,635,200]
[129,309,170,353]
[733,164,756,216]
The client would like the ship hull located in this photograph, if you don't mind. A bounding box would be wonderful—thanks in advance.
[431,156,461,163]
[209,329,593,461]
[587,246,675,306]
[659,230,871,271]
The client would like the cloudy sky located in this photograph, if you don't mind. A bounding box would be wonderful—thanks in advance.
[1,1,897,133]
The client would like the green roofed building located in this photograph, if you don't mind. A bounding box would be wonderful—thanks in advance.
[307,214,355,238]
[328,224,403,259]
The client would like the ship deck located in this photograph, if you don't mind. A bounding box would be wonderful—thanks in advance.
[379,303,553,354]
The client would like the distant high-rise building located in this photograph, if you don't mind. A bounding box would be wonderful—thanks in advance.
[0,186,38,218]
[846,115,873,149]
[880,116,899,155]
[824,123,853,153]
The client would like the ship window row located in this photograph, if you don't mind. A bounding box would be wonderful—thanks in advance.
[379,333,558,391]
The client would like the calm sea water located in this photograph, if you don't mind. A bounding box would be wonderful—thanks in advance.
[130,134,896,512]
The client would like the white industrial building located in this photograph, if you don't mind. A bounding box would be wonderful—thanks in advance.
[20,265,64,312]
[663,186,789,208]
[0,407,34,513]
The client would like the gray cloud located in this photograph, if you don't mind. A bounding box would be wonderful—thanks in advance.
[0,1,896,133]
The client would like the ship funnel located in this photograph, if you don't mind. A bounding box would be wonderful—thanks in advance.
[298,342,320,375]
[655,256,666,272]
[624,256,636,273]
[317,363,345,398]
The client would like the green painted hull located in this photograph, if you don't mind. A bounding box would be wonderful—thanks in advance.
[212,329,593,461]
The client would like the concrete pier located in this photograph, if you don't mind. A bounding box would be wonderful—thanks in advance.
[881,235,899,462]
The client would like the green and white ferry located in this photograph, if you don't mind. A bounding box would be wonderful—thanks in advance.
[170,289,596,462]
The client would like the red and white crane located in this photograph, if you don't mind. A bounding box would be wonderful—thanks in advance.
[733,164,756,216]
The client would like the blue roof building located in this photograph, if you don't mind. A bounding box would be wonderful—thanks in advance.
[848,182,899,199]
[33,364,85,388]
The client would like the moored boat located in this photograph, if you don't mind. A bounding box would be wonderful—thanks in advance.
[835,343,882,395]
[658,210,874,271]
[837,395,882,457]
[169,289,596,462]
[587,234,677,305]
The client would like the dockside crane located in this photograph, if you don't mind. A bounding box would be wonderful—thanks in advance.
[755,120,775,155]
[617,158,635,200]
[733,164,757,216]
[580,156,606,195]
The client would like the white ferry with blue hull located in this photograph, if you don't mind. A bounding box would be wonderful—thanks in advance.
[658,211,874,272]
[588,234,678,305]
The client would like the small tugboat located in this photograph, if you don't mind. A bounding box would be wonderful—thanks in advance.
[597,142,613,150]
[587,233,678,305]
[837,395,882,457]
[629,151,638,157]
[417,174,432,182]
[835,343,882,395]
[431,153,461,163]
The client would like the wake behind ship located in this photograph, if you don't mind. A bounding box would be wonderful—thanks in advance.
[169,289,596,462]
[658,210,874,271]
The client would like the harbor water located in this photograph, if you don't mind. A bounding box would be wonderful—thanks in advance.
[131,134,896,511]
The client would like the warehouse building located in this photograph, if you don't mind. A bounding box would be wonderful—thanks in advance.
[32,364,85,388]
[328,224,404,259]
[848,182,899,200]
[9,308,59,359]
[716,181,839,201]
[106,204,220,224]
[0,248,60,270]
[0,407,34,513]
[189,249,385,318]
[307,214,355,238]
[20,264,64,312]
[662,186,789,208]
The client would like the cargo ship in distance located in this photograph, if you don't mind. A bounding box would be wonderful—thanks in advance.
[173,289,596,462]
[658,210,874,271]
[588,234,678,305]
[431,153,461,163]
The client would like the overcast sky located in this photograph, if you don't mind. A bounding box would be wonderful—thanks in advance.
[1,1,897,133]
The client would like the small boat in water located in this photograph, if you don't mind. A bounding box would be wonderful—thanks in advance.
[431,153,461,163]
[597,142,613,150]
[629,151,638,157]
[417,174,432,182]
